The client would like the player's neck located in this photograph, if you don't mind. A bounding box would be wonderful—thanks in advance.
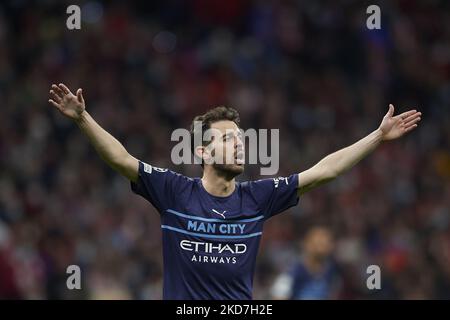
[201,168,236,197]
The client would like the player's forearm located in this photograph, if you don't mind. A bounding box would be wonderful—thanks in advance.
[75,111,130,169]
[317,128,383,178]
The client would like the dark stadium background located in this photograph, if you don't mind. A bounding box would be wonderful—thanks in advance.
[0,0,449,299]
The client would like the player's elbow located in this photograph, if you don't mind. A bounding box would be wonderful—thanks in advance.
[299,164,337,195]
[316,162,338,181]
[108,153,138,181]
[326,168,339,180]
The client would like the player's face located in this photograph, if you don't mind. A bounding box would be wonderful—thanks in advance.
[303,227,334,259]
[205,120,245,177]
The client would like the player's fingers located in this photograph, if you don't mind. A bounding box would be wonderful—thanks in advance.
[51,84,64,97]
[403,111,421,121]
[403,114,421,128]
[404,123,418,133]
[76,88,84,104]
[49,90,62,103]
[396,109,417,120]
[58,83,72,95]
[49,99,62,111]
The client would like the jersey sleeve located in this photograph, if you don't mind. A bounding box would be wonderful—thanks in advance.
[130,160,189,213]
[246,174,299,220]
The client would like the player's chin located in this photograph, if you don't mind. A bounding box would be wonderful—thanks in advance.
[214,163,245,176]
[232,163,245,173]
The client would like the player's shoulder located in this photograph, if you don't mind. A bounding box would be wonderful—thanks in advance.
[139,160,195,185]
[239,174,299,199]
[238,178,277,201]
[239,176,284,189]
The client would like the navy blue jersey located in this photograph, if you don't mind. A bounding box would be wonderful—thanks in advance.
[131,160,299,300]
[293,259,339,299]
[272,258,339,300]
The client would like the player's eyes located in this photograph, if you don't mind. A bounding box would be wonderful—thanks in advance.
[222,131,241,142]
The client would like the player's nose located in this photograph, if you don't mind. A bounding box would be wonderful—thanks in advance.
[234,135,243,150]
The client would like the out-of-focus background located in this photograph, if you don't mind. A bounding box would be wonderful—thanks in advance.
[0,0,449,299]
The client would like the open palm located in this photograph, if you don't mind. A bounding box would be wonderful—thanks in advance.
[379,104,421,141]
[48,83,85,120]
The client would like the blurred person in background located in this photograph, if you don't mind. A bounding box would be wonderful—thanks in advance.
[271,225,341,299]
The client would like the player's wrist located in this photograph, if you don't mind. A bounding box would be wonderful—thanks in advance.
[74,110,89,125]
[374,127,385,142]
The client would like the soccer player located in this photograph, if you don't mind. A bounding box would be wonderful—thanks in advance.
[48,83,421,299]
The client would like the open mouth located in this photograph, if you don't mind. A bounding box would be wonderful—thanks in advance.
[234,151,245,164]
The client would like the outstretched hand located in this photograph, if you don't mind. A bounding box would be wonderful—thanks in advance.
[48,83,85,121]
[379,104,421,141]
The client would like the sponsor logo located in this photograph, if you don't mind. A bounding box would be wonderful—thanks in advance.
[212,209,226,219]
[142,162,168,174]
[180,240,247,254]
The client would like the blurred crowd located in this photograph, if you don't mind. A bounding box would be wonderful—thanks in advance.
[0,0,449,299]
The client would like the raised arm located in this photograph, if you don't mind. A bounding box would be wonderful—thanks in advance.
[48,83,139,182]
[298,104,421,195]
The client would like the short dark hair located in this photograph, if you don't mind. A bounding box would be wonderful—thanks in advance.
[190,106,240,165]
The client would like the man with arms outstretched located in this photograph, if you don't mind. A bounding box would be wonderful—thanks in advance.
[48,83,421,299]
